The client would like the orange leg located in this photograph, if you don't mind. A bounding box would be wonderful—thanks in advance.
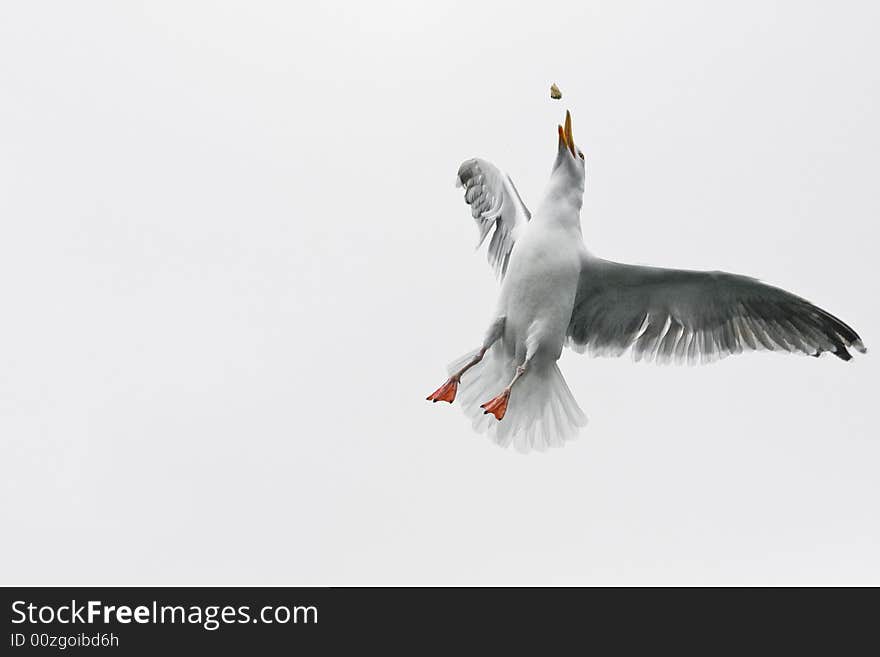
[426,347,487,404]
[480,365,526,422]
[426,376,459,403]
[480,389,510,420]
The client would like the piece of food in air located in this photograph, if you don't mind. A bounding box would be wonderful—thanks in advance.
[550,83,562,100]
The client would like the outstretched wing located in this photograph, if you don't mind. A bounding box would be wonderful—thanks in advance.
[456,158,530,278]
[567,256,866,364]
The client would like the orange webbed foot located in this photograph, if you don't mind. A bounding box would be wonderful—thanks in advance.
[426,377,459,404]
[480,389,510,421]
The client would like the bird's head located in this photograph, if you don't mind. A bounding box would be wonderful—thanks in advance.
[552,110,586,197]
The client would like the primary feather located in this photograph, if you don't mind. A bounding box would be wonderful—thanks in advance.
[567,258,866,365]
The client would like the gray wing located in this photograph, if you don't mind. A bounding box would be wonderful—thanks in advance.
[567,256,866,364]
[456,158,530,278]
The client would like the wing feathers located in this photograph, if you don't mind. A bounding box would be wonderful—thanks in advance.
[456,158,530,278]
[567,258,865,365]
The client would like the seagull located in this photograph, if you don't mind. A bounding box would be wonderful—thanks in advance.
[427,110,866,453]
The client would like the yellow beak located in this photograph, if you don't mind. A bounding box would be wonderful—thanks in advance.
[558,110,576,157]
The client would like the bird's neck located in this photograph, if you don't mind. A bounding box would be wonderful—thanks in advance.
[537,174,584,228]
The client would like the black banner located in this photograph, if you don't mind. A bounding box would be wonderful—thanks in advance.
[1,587,873,653]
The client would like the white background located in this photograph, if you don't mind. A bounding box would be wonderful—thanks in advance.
[1,1,877,585]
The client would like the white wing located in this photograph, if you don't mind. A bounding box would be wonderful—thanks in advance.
[456,158,530,278]
[567,256,866,364]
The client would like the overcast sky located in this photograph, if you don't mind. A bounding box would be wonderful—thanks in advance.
[1,1,878,585]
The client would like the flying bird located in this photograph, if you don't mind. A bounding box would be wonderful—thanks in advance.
[427,110,866,452]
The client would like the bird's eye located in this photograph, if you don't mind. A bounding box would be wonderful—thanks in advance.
[578,151,584,160]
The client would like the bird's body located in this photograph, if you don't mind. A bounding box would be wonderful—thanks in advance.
[427,110,865,452]
[497,215,583,368]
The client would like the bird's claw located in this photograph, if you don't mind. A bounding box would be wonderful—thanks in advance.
[480,389,510,421]
[426,377,459,404]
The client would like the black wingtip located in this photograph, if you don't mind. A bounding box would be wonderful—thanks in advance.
[834,346,853,361]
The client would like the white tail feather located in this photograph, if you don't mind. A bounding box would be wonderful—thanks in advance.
[449,346,587,452]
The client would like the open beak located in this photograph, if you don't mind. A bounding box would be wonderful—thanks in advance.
[557,110,576,158]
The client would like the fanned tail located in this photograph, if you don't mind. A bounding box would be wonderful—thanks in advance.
[449,346,587,453]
